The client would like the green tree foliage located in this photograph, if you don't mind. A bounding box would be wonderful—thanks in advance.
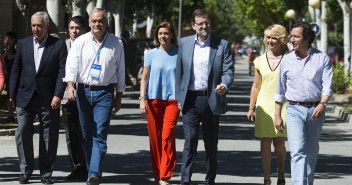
[332,64,352,93]
[234,0,288,36]
[326,0,344,48]
[204,0,245,43]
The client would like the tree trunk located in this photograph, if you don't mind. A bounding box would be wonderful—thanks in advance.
[86,0,96,15]
[47,0,61,33]
[15,0,29,37]
[132,12,138,37]
[110,0,125,37]
[72,0,87,17]
[337,0,351,73]
[320,0,328,54]
[146,2,154,38]
[96,0,104,8]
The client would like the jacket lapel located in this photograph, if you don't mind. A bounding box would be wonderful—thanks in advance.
[186,36,195,72]
[25,38,36,74]
[208,35,218,76]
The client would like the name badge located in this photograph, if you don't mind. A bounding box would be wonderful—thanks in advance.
[89,64,102,79]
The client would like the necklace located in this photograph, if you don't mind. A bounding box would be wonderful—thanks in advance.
[266,52,284,72]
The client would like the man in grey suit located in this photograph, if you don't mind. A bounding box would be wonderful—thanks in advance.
[175,9,234,185]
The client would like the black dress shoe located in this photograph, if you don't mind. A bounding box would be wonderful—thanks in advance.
[19,174,30,184]
[67,168,88,181]
[41,177,54,184]
[86,175,100,185]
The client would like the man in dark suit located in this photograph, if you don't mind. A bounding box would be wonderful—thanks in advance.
[175,9,234,185]
[9,11,67,184]
[62,15,88,181]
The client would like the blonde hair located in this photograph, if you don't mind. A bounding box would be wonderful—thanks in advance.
[263,24,288,46]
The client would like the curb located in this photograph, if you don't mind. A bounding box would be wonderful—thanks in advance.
[332,105,352,125]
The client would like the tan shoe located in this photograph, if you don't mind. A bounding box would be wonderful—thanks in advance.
[159,180,170,185]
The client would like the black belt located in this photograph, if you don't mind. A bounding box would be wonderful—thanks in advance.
[188,90,207,96]
[288,100,320,108]
[78,83,115,91]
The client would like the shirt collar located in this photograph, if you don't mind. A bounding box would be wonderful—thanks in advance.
[194,34,210,46]
[90,32,108,43]
[33,34,48,47]
[294,47,312,60]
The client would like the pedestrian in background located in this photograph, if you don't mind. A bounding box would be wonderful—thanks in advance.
[175,9,234,185]
[139,21,180,185]
[64,8,125,185]
[2,31,17,122]
[9,11,67,184]
[0,52,5,94]
[274,21,332,185]
[247,24,288,185]
[62,15,88,181]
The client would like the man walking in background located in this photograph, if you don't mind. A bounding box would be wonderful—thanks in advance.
[175,9,234,185]
[62,15,88,181]
[9,11,67,184]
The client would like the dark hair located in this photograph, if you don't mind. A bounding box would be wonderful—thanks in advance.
[291,21,315,46]
[68,15,85,28]
[153,22,177,46]
[5,31,17,42]
[191,9,209,23]
[121,30,130,39]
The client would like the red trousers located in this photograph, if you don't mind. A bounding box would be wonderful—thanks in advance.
[146,99,180,181]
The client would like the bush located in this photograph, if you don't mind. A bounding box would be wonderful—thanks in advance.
[332,64,352,93]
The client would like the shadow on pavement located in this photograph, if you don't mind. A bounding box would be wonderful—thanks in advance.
[1,148,351,184]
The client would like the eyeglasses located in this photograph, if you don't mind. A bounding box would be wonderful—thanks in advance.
[194,21,210,27]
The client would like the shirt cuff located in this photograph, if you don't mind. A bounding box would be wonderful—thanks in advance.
[62,77,76,83]
[220,84,228,91]
[273,94,285,104]
[322,90,332,97]
[116,84,126,92]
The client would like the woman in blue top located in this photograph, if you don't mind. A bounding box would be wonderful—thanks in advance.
[139,22,180,185]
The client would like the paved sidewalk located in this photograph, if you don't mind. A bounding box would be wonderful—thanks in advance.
[0,57,351,185]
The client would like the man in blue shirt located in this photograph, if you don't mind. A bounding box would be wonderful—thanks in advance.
[274,21,333,185]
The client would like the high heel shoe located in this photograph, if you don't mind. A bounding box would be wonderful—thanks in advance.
[264,179,271,185]
[277,171,285,185]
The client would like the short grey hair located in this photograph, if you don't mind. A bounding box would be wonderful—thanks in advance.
[89,8,107,23]
[31,11,50,27]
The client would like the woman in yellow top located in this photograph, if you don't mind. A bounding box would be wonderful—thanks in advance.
[247,24,288,185]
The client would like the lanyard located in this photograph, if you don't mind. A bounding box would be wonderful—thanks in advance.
[91,33,108,63]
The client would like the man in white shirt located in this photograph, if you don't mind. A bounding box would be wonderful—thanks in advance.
[63,8,125,185]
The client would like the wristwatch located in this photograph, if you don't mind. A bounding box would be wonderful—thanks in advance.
[138,96,145,100]
[319,102,327,107]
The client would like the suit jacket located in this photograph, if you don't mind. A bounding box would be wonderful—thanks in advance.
[175,34,234,115]
[9,35,67,108]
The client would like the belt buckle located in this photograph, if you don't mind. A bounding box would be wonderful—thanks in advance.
[303,102,314,107]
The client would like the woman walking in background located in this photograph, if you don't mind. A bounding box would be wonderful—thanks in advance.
[2,31,16,122]
[247,24,288,185]
[139,22,180,185]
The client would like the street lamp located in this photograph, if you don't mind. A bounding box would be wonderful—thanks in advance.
[286,9,296,32]
[309,0,320,22]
